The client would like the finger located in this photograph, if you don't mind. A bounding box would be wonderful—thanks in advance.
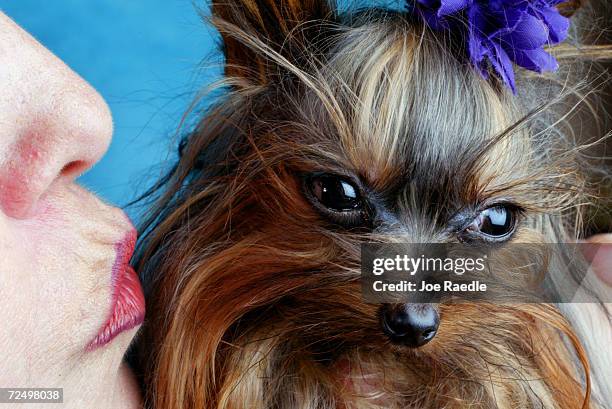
[581,234,612,286]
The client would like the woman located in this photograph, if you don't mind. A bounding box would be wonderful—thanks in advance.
[0,12,143,408]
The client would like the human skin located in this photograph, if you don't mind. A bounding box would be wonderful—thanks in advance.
[0,7,607,409]
[584,234,612,286]
[0,13,141,409]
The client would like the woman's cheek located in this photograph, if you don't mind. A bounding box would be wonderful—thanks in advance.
[0,213,111,378]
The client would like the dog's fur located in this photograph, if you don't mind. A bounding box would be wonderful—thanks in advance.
[133,1,612,408]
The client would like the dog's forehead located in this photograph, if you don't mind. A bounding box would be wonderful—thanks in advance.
[322,82,521,206]
[342,115,514,209]
[291,22,531,218]
[307,23,519,193]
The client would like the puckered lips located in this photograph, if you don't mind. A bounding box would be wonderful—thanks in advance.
[87,229,145,350]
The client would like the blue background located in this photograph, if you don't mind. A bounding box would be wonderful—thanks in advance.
[2,1,222,221]
[1,0,409,222]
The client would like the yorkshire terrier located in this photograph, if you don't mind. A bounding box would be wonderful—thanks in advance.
[133,0,612,408]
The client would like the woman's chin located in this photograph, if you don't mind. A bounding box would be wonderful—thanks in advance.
[115,360,143,409]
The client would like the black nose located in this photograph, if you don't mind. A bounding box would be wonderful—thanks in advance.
[380,304,439,347]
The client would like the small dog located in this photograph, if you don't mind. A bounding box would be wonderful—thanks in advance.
[133,0,612,408]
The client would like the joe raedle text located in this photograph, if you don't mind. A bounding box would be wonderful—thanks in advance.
[372,280,487,293]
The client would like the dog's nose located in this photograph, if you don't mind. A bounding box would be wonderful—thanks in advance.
[380,304,439,347]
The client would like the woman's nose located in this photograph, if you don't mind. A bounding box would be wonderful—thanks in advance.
[0,14,112,219]
[380,303,439,347]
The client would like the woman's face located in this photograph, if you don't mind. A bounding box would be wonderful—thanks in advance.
[0,12,143,402]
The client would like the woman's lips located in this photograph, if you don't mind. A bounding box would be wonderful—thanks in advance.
[87,229,145,350]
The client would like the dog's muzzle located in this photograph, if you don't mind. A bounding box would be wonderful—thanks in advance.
[380,303,439,347]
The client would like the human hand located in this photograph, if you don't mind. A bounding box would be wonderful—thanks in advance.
[581,234,612,286]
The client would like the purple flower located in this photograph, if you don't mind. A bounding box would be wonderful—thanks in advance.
[412,0,570,92]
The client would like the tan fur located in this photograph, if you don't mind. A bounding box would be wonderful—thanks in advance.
[133,1,612,408]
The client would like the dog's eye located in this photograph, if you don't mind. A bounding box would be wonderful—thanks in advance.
[310,175,360,211]
[464,205,518,240]
[305,174,367,226]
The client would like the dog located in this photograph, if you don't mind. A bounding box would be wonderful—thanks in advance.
[132,0,612,407]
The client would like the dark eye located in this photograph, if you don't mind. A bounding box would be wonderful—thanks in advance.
[305,174,367,226]
[464,205,518,240]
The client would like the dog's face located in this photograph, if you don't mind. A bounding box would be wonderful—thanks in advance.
[137,2,592,409]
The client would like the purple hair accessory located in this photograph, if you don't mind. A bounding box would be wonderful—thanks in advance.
[411,0,570,92]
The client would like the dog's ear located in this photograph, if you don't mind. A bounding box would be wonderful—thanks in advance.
[212,0,334,84]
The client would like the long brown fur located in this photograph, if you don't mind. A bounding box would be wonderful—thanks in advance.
[132,0,612,408]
